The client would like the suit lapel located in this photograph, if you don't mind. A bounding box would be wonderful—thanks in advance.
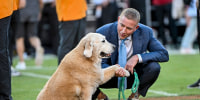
[132,29,142,55]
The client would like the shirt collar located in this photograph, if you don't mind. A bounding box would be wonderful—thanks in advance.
[119,35,132,41]
[126,36,132,41]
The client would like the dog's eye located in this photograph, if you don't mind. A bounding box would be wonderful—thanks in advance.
[102,40,105,43]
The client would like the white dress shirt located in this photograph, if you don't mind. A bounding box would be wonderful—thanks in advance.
[118,36,143,63]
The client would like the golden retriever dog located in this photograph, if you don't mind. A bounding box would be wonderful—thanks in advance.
[37,33,130,100]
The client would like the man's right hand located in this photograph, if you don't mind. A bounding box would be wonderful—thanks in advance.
[115,64,128,77]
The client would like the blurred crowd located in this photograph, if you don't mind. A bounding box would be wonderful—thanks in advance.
[14,0,198,56]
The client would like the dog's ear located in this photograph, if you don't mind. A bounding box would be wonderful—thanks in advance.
[83,40,93,58]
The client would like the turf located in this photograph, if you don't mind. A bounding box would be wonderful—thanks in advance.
[11,54,200,100]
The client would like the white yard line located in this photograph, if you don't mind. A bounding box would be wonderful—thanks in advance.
[22,72,179,96]
[22,72,51,79]
[23,66,57,70]
[149,90,179,96]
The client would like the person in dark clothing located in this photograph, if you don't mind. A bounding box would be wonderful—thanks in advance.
[152,0,178,47]
[0,0,14,99]
[94,0,119,28]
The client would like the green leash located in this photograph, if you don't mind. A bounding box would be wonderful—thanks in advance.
[131,70,140,93]
[118,69,140,100]
[118,77,126,100]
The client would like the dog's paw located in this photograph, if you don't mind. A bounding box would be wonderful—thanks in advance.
[116,67,130,77]
[113,65,130,77]
[123,69,130,77]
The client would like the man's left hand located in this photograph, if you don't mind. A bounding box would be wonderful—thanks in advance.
[125,55,139,74]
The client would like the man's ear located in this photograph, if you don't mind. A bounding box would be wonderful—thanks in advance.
[83,40,93,58]
[118,16,120,21]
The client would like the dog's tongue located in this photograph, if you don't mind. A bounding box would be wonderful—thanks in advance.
[107,54,111,57]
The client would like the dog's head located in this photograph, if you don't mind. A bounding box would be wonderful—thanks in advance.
[82,33,115,59]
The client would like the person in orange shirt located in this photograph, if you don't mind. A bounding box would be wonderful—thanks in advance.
[0,0,14,99]
[56,0,88,63]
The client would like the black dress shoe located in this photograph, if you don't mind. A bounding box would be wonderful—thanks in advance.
[187,79,200,88]
[127,92,140,100]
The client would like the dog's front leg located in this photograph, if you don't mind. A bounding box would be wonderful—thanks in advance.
[81,87,93,100]
[101,65,130,85]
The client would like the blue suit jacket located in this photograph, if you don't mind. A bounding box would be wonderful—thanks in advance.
[96,22,169,68]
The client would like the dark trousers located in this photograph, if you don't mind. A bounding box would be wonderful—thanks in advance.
[92,62,160,99]
[9,10,20,64]
[129,0,147,25]
[96,1,118,29]
[155,3,178,45]
[0,16,13,100]
[57,18,86,64]
[38,3,59,55]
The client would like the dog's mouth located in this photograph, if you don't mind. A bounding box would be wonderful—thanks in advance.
[100,52,111,58]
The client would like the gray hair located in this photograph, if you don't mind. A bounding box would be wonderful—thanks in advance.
[119,8,140,23]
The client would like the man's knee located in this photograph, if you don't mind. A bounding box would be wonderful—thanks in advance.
[139,62,161,82]
[147,62,160,74]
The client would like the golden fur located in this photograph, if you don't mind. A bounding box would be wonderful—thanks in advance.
[37,33,130,100]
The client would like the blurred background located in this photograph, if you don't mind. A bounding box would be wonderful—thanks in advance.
[11,0,198,57]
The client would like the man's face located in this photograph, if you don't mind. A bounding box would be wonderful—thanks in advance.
[117,16,139,39]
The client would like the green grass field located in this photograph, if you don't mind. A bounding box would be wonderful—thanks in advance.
[11,54,200,100]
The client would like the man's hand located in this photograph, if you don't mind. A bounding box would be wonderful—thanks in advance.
[115,64,127,77]
[125,55,139,74]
